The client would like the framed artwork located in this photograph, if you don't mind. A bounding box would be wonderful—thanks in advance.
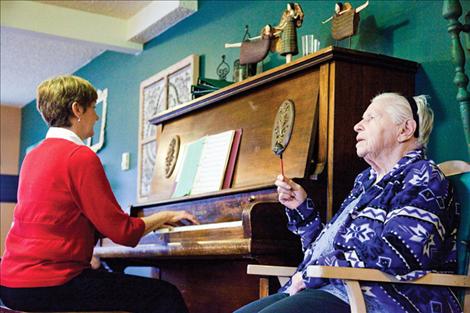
[139,140,157,198]
[86,88,108,153]
[137,55,199,202]
[167,64,194,109]
[142,78,166,139]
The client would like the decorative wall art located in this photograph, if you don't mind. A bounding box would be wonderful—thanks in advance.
[167,64,195,109]
[140,140,157,199]
[137,55,199,202]
[86,88,108,153]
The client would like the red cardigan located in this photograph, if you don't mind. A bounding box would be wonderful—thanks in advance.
[0,138,145,287]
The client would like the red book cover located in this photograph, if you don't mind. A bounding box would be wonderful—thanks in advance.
[222,128,242,189]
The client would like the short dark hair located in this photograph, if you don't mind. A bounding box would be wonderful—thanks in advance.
[36,75,97,127]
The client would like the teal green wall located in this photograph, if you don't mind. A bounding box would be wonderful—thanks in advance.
[20,0,470,207]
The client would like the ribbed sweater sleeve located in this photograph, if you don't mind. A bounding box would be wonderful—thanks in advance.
[68,146,144,246]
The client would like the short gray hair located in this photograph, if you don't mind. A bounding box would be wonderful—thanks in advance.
[371,92,434,147]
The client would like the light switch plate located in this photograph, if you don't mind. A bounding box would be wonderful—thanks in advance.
[121,152,130,171]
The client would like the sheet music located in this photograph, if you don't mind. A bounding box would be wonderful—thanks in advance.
[172,137,205,197]
[191,130,235,195]
[174,143,188,184]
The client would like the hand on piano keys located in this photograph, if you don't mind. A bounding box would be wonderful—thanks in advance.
[141,210,199,236]
[150,220,244,247]
[161,210,200,227]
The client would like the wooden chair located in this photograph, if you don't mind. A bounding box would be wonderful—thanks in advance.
[248,160,470,312]
[247,265,297,299]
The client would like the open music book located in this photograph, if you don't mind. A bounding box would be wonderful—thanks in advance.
[172,129,241,197]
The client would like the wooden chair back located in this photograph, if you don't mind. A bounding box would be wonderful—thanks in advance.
[439,160,470,308]
[438,161,470,274]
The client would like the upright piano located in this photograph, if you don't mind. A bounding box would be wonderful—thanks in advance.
[94,47,418,313]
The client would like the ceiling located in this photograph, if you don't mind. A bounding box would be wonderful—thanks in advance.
[39,1,152,19]
[0,0,197,108]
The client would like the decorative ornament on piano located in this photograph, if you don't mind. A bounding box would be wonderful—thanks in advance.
[322,1,369,44]
[216,55,230,80]
[272,99,295,175]
[165,135,180,178]
[191,55,233,99]
[225,25,259,82]
[274,2,304,63]
[225,3,304,65]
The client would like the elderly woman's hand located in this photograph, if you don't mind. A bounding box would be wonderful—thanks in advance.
[286,271,306,296]
[90,256,101,270]
[274,175,307,209]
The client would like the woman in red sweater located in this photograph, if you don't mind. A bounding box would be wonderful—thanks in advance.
[0,75,197,312]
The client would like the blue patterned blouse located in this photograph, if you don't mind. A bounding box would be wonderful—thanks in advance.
[280,149,462,313]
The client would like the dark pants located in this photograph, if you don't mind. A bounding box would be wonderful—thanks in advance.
[0,268,188,313]
[234,289,350,313]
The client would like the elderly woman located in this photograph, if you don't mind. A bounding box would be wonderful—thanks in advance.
[0,75,198,312]
[235,93,461,313]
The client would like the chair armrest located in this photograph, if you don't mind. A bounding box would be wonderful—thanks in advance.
[306,266,470,287]
[247,265,296,277]
[247,265,297,298]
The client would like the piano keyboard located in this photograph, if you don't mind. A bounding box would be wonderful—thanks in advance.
[153,220,242,234]
[141,220,246,244]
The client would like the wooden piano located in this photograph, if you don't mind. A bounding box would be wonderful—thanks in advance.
[94,47,418,313]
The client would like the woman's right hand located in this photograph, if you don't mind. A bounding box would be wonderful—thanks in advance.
[274,175,307,209]
[142,210,199,235]
[160,210,199,227]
